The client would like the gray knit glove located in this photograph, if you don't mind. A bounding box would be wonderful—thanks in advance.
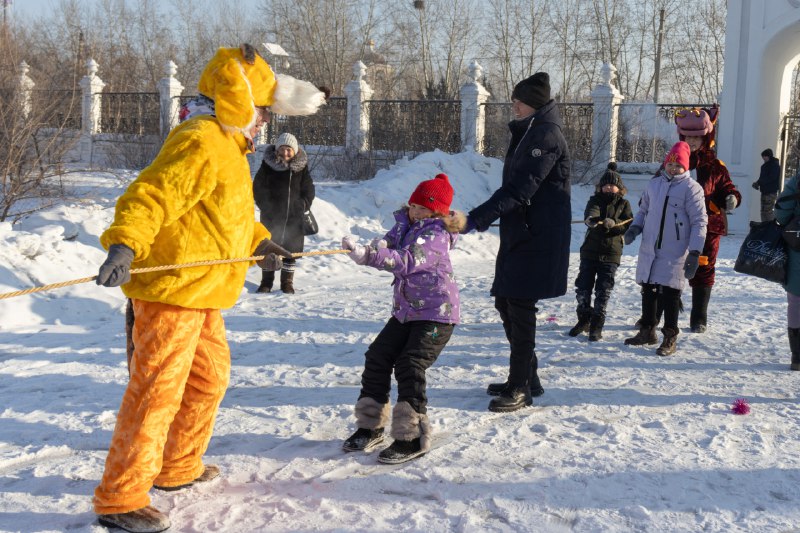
[684,250,701,279]
[96,244,135,287]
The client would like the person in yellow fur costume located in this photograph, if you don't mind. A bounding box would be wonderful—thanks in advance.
[93,44,325,533]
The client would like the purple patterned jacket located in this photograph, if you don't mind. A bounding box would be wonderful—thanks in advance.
[365,209,460,325]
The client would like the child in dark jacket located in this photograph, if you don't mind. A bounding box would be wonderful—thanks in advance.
[569,163,633,341]
[340,173,460,464]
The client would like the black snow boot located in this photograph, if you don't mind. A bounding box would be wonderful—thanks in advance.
[377,402,431,464]
[280,269,295,294]
[488,357,544,398]
[789,328,800,371]
[488,386,532,413]
[256,270,274,293]
[656,327,679,356]
[588,313,605,342]
[343,397,390,452]
[690,286,712,333]
[625,326,658,346]
[343,427,385,453]
[568,312,591,337]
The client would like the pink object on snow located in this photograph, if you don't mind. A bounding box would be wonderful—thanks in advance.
[731,398,750,415]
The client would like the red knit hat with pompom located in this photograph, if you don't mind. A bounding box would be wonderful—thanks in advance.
[664,141,691,171]
[409,173,454,215]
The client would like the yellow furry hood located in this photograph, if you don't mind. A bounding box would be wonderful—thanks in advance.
[197,44,326,133]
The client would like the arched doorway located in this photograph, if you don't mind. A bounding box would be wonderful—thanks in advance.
[717,0,800,233]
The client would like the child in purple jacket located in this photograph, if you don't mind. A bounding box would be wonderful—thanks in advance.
[340,173,460,464]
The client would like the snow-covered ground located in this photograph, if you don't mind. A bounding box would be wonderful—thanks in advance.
[1,151,798,533]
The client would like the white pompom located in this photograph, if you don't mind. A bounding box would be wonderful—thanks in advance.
[271,74,326,116]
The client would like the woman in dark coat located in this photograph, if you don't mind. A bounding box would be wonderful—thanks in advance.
[458,72,571,413]
[253,132,315,294]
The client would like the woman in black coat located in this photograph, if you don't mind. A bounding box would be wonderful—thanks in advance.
[253,132,315,294]
[459,72,571,413]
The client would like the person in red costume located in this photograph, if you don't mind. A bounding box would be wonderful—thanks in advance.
[674,106,742,333]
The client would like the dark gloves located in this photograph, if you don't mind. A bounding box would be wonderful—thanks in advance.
[623,225,642,245]
[752,181,760,190]
[255,238,293,271]
[684,250,701,279]
[96,244,135,287]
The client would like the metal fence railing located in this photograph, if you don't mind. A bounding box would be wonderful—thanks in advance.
[100,92,160,135]
[367,99,461,154]
[482,102,594,161]
[32,89,81,129]
[266,96,347,147]
[615,103,710,163]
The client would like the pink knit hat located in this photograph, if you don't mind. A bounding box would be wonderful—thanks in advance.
[664,141,691,170]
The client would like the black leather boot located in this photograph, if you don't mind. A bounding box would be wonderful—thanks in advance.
[280,269,295,294]
[488,357,544,398]
[256,270,274,293]
[789,328,800,370]
[690,286,712,333]
[488,386,532,412]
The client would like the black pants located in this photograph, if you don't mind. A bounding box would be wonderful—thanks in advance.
[495,297,538,388]
[359,317,453,414]
[640,283,681,330]
[575,258,618,317]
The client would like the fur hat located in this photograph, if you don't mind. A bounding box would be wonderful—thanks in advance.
[409,173,454,215]
[511,72,551,109]
[598,162,623,189]
[664,141,691,171]
[197,44,326,134]
[275,132,298,153]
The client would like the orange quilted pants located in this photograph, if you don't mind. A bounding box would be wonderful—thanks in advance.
[94,299,231,514]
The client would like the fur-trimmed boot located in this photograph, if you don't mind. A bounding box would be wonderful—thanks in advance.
[656,327,679,356]
[789,328,800,371]
[343,397,391,452]
[377,401,431,464]
[280,269,295,294]
[256,270,274,293]
[97,506,170,533]
[625,326,658,346]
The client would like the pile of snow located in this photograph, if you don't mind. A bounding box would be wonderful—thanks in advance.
[1,151,799,532]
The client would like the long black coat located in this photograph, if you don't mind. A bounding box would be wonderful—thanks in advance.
[469,99,571,300]
[253,146,315,253]
[580,192,633,264]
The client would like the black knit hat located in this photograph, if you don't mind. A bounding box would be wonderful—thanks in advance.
[762,148,773,158]
[511,72,551,109]
[598,162,622,188]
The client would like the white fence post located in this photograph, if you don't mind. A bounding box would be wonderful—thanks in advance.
[344,61,373,154]
[459,60,490,153]
[16,61,35,119]
[158,60,184,137]
[590,63,624,168]
[79,59,105,163]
